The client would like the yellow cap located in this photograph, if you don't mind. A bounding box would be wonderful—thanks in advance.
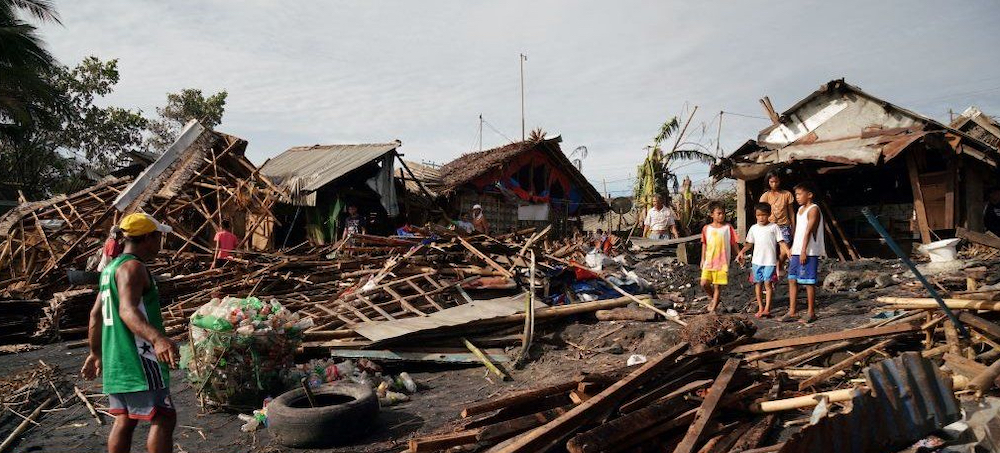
[119,213,173,237]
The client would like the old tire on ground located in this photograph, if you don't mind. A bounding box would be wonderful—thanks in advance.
[268,382,379,448]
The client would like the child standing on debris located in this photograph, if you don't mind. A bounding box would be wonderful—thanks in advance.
[759,170,795,276]
[737,203,790,318]
[211,219,238,269]
[700,202,738,313]
[784,181,825,324]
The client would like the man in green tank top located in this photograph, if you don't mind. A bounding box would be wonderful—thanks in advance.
[81,213,178,453]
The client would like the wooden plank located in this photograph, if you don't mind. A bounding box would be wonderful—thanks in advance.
[957,227,1000,250]
[494,342,690,453]
[907,153,932,244]
[461,381,579,418]
[879,297,1000,311]
[732,323,920,353]
[798,338,894,390]
[758,341,853,372]
[408,429,482,452]
[328,348,509,365]
[672,358,741,453]
[478,406,571,443]
[456,235,513,278]
[943,352,988,379]
[959,312,1000,340]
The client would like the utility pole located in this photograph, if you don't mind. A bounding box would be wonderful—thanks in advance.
[478,114,483,152]
[520,53,527,142]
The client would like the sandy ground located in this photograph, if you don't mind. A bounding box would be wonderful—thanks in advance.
[0,257,958,452]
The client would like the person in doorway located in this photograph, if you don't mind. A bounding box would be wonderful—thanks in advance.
[985,187,1000,237]
[759,170,795,276]
[211,219,238,269]
[342,205,367,238]
[784,181,825,324]
[737,203,791,318]
[643,194,680,239]
[97,226,125,272]
[471,204,489,234]
[81,213,179,453]
[700,202,738,313]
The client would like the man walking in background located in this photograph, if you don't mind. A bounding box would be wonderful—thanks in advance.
[81,213,179,453]
[643,194,679,239]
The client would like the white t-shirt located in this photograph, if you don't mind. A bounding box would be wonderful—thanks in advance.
[644,206,676,231]
[746,223,784,266]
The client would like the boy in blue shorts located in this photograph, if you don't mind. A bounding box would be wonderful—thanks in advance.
[737,203,790,318]
[784,181,825,324]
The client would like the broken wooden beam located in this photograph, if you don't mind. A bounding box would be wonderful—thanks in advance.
[797,339,894,390]
[492,342,689,453]
[750,387,858,413]
[957,227,1000,250]
[672,358,741,453]
[461,382,579,418]
[408,429,483,452]
[732,323,920,353]
[879,296,1000,311]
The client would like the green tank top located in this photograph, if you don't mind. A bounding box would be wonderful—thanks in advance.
[100,254,170,394]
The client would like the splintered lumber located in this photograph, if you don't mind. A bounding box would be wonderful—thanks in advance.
[798,339,894,390]
[456,235,513,278]
[0,397,53,452]
[944,353,988,379]
[750,388,858,413]
[672,358,741,453]
[731,323,920,353]
[967,358,1000,396]
[957,227,1000,250]
[618,361,704,414]
[461,382,579,418]
[408,429,483,452]
[567,378,710,453]
[477,406,572,443]
[493,342,689,453]
[758,341,853,372]
[878,297,1000,311]
[958,312,1000,340]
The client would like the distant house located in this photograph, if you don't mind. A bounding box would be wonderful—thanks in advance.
[261,141,407,245]
[437,136,608,235]
[715,79,1000,258]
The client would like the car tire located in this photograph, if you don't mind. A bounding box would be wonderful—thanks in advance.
[268,382,379,448]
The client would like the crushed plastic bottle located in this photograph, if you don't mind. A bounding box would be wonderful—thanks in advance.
[379,391,409,406]
[398,372,417,393]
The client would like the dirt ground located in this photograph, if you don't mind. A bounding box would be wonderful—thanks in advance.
[0,256,974,452]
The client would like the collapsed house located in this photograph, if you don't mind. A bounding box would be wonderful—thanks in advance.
[714,79,1000,258]
[260,141,430,245]
[437,136,609,235]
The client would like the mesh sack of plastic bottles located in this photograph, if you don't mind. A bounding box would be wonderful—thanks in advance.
[182,296,313,410]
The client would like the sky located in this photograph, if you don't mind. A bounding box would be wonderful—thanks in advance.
[39,0,1000,197]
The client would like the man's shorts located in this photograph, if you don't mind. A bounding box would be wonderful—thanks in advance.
[788,255,820,285]
[108,388,175,421]
[648,231,669,240]
[751,264,777,283]
[700,269,728,285]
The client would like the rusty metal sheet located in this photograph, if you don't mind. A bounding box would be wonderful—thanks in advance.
[779,352,960,453]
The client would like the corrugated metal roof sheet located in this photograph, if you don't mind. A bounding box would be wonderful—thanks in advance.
[779,352,960,453]
[394,160,441,197]
[260,141,400,194]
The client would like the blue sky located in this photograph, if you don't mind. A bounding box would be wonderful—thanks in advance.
[40,1,1000,196]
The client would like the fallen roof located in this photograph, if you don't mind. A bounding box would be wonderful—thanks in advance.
[395,160,441,197]
[260,141,401,196]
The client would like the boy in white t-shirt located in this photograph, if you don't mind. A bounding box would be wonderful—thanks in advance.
[737,203,790,318]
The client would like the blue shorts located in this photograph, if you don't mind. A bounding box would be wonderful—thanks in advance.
[788,255,819,285]
[751,264,777,283]
[778,225,793,244]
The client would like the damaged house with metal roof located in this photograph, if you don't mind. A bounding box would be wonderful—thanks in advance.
[260,141,435,245]
[714,79,1000,258]
[436,134,608,235]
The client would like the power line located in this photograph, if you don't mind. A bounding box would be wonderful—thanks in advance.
[721,110,770,121]
[482,117,516,144]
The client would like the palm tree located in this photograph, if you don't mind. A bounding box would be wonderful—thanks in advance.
[634,109,716,211]
[0,0,62,142]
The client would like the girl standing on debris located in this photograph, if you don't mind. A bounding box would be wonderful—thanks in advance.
[700,202,738,313]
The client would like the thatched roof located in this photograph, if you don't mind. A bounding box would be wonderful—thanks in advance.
[437,136,607,213]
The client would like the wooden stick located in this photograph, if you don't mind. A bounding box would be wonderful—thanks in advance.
[456,236,513,278]
[461,382,578,418]
[463,338,509,381]
[879,296,1000,311]
[750,388,858,413]
[408,429,483,452]
[73,386,103,425]
[0,397,53,452]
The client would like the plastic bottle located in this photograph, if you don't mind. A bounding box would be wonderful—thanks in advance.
[307,373,323,388]
[398,372,417,393]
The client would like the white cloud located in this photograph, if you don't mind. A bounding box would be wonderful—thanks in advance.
[39,0,1000,196]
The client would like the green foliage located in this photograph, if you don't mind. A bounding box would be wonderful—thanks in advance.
[146,88,227,152]
[0,0,61,142]
[634,114,717,212]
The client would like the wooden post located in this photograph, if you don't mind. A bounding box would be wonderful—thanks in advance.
[672,358,741,453]
[736,180,748,239]
[906,153,932,244]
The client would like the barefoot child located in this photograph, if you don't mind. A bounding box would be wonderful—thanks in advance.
[759,171,795,276]
[700,202,738,313]
[737,203,790,318]
[784,181,825,324]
